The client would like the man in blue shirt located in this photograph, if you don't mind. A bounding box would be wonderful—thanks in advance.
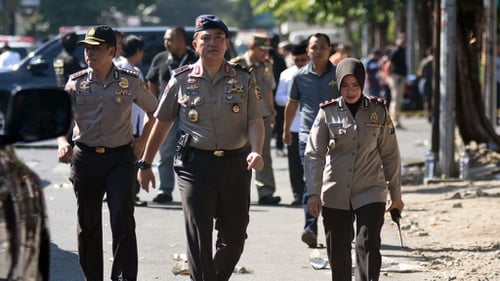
[283,33,340,247]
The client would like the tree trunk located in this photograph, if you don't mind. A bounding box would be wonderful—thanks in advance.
[455,3,500,150]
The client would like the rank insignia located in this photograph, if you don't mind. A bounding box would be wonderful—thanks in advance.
[119,77,129,88]
[186,83,199,91]
[329,80,336,87]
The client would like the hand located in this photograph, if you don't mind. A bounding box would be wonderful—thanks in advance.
[306,195,322,217]
[387,198,404,213]
[282,130,292,146]
[57,142,72,164]
[247,152,264,171]
[138,168,156,192]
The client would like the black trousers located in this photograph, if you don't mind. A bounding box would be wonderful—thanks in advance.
[175,147,251,281]
[322,203,386,281]
[70,143,137,281]
[287,132,304,199]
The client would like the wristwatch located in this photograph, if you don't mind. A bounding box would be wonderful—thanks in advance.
[137,160,152,170]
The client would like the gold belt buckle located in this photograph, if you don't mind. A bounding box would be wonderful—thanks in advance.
[213,150,224,157]
[95,146,106,154]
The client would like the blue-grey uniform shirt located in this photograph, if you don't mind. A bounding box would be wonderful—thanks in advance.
[289,61,340,144]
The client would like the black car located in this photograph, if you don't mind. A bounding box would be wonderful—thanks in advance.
[0,26,238,92]
[0,88,72,280]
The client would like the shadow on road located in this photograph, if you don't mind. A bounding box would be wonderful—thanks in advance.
[50,243,84,281]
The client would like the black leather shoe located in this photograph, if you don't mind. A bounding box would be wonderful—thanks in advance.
[258,196,281,205]
[290,197,302,206]
[152,193,173,203]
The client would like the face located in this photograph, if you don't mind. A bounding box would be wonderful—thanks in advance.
[164,29,183,55]
[307,35,331,64]
[251,45,269,63]
[192,29,228,61]
[115,35,123,58]
[84,44,115,70]
[292,53,309,68]
[340,75,362,104]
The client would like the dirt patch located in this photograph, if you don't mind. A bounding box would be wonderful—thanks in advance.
[400,181,500,280]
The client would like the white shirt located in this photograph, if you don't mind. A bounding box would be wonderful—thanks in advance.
[0,50,21,70]
[275,65,300,133]
[116,60,146,136]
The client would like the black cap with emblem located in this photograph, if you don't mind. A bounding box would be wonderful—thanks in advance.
[77,25,116,47]
[194,14,229,38]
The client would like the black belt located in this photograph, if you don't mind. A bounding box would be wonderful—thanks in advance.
[75,142,131,154]
[187,145,250,157]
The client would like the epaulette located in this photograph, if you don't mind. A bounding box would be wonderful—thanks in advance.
[69,69,88,80]
[119,67,140,78]
[173,65,193,77]
[230,62,251,74]
[368,95,388,106]
[319,98,339,108]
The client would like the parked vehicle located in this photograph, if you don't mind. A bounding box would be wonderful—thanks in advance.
[0,87,72,280]
[0,26,238,92]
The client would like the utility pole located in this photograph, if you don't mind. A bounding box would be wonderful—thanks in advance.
[439,0,456,178]
[406,0,415,74]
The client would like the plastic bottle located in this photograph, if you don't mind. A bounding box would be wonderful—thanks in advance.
[424,150,435,179]
[459,150,470,180]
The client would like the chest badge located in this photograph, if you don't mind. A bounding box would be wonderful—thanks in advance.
[119,77,129,88]
[188,108,199,122]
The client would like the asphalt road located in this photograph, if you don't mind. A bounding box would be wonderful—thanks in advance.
[16,115,434,281]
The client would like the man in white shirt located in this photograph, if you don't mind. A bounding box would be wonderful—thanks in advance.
[0,43,21,70]
[275,42,309,205]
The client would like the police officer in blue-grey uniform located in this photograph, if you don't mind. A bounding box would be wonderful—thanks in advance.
[56,25,157,281]
[53,31,86,88]
[138,15,265,281]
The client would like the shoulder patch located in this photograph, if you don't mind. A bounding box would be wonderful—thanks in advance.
[173,64,193,77]
[319,98,339,108]
[69,69,88,80]
[368,95,387,106]
[119,67,140,78]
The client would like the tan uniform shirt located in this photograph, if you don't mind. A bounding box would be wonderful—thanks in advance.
[231,53,275,117]
[304,96,401,210]
[66,66,157,147]
[155,60,264,150]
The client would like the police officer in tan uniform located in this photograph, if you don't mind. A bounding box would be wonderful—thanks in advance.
[231,33,281,205]
[304,58,404,281]
[56,25,157,281]
[138,15,264,281]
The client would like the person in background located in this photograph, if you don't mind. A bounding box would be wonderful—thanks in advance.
[283,33,339,248]
[329,43,352,65]
[305,57,404,281]
[417,46,434,122]
[137,14,264,281]
[146,26,198,204]
[115,34,149,207]
[56,25,157,281]
[275,42,309,205]
[364,48,383,97]
[269,33,288,158]
[231,33,280,205]
[0,43,21,70]
[387,33,407,129]
[54,31,86,88]
[113,30,127,66]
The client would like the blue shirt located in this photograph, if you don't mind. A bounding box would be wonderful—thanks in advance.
[289,61,340,143]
